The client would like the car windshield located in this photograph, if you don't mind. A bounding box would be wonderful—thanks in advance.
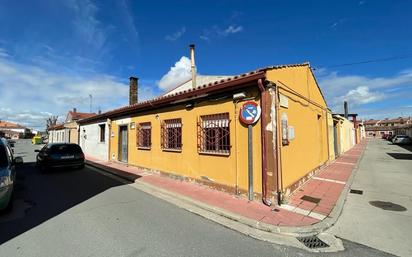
[0,145,9,168]
[397,135,407,138]
[49,144,82,154]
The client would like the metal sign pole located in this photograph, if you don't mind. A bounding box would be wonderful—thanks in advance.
[248,124,253,201]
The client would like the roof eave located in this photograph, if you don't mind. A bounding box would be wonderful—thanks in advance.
[79,71,266,124]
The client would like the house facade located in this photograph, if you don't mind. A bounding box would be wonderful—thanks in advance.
[48,109,95,144]
[79,120,110,161]
[0,120,31,139]
[363,117,411,137]
[80,63,335,204]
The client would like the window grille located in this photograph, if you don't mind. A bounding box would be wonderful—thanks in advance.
[161,119,182,151]
[197,113,230,155]
[137,122,151,149]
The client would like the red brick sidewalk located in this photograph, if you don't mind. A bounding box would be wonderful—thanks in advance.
[86,139,368,228]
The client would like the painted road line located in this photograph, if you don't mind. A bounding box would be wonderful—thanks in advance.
[278,204,327,220]
[334,161,356,165]
[308,211,327,220]
[312,177,346,185]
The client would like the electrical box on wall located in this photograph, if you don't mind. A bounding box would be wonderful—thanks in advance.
[288,126,295,140]
[279,94,289,108]
[281,113,289,146]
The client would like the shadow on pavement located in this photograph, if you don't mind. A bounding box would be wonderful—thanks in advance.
[397,144,412,152]
[386,152,412,160]
[0,161,132,245]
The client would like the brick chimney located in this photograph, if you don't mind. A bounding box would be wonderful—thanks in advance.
[129,76,138,105]
[73,108,77,113]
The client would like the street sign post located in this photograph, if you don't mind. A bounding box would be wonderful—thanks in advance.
[239,102,261,201]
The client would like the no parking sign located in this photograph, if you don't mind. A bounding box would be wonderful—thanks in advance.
[239,101,261,125]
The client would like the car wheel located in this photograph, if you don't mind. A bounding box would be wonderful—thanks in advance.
[78,164,85,170]
[3,190,14,213]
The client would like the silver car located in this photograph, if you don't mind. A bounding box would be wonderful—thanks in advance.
[0,138,23,212]
[392,135,412,145]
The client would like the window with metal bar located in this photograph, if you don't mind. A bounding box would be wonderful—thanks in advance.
[137,122,151,149]
[198,113,230,155]
[161,119,182,151]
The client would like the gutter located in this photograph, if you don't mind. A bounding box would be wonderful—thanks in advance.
[79,71,266,125]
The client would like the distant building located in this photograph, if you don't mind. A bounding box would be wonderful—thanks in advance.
[363,117,411,137]
[48,108,95,144]
[0,120,31,139]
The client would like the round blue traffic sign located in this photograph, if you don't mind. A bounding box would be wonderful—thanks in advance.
[239,101,261,125]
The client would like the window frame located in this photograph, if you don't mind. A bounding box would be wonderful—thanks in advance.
[197,113,231,156]
[161,118,182,152]
[99,124,106,143]
[137,122,152,150]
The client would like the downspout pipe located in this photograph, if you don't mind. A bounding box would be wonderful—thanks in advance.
[258,79,272,206]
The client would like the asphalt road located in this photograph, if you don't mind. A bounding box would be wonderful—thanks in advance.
[328,138,412,257]
[0,139,394,257]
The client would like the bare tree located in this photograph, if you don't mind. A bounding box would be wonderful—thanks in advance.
[46,116,58,132]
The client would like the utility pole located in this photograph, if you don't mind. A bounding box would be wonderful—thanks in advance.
[89,94,93,113]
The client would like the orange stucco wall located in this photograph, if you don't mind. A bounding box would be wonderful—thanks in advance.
[266,66,329,194]
[109,88,263,196]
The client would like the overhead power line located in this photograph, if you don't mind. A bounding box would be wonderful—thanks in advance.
[313,53,412,70]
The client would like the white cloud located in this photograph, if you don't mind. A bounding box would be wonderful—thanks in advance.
[65,0,107,51]
[0,56,131,130]
[158,56,191,91]
[221,25,243,35]
[0,48,10,58]
[200,24,243,41]
[336,86,384,105]
[165,27,186,42]
[317,68,412,116]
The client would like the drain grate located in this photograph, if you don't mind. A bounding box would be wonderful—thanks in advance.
[300,195,321,204]
[297,236,329,249]
[350,189,363,195]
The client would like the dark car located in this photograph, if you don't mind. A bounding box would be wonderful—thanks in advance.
[7,139,15,148]
[0,138,23,212]
[35,143,85,171]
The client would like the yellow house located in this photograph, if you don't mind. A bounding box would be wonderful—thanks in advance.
[81,63,330,205]
[332,115,356,155]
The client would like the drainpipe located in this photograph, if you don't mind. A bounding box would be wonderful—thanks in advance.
[258,79,272,206]
[274,84,283,205]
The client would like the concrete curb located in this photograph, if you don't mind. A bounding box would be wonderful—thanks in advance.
[85,143,367,251]
[86,163,344,253]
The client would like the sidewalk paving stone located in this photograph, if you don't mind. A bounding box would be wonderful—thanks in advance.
[85,139,368,230]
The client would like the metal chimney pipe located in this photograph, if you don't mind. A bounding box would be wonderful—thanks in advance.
[344,101,348,119]
[190,44,196,89]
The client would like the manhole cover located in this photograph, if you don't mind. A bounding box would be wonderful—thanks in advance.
[369,201,407,212]
[297,236,329,249]
[300,195,321,204]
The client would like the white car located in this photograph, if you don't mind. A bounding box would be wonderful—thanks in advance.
[392,135,412,145]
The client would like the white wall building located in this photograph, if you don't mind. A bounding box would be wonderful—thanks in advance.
[79,121,110,161]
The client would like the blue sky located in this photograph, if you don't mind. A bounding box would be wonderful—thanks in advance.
[0,0,411,129]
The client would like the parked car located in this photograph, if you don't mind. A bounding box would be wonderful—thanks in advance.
[392,135,412,145]
[7,139,15,148]
[382,134,388,139]
[0,138,23,212]
[35,143,85,171]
